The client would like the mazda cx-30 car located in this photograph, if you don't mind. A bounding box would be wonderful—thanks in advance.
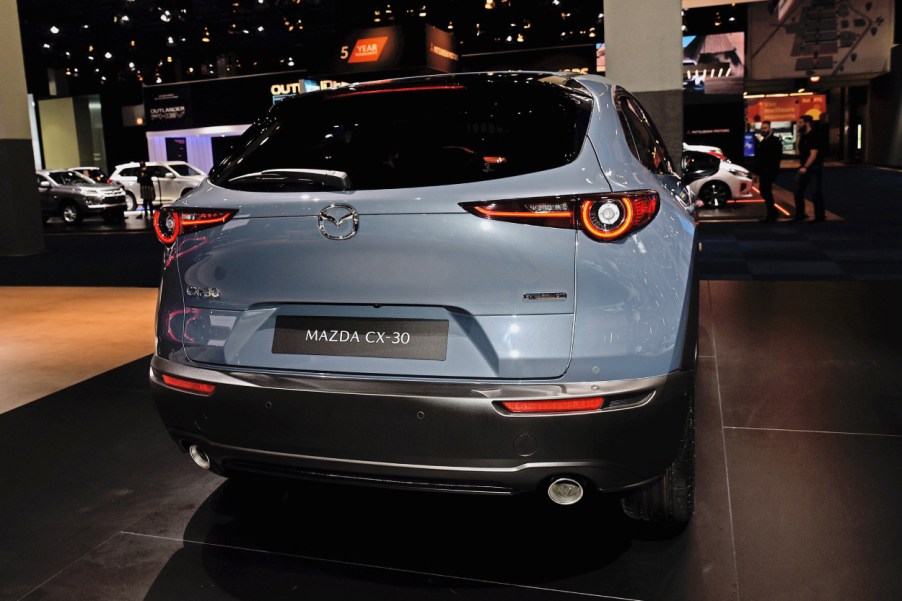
[36,169,127,224]
[149,72,716,525]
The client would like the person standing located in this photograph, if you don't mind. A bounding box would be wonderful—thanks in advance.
[754,120,783,222]
[136,162,156,220]
[793,115,828,223]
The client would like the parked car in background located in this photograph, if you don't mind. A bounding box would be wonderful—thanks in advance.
[110,161,206,209]
[682,142,726,160]
[150,72,719,527]
[686,156,754,208]
[71,166,112,184]
[36,169,128,224]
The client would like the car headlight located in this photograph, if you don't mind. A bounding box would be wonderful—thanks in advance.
[728,168,749,177]
[81,191,103,204]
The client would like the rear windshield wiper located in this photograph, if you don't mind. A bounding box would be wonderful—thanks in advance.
[227,169,351,191]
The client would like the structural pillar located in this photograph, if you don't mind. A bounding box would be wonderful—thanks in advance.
[0,0,44,256]
[605,0,684,160]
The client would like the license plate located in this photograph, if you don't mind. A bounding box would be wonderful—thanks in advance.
[272,316,449,360]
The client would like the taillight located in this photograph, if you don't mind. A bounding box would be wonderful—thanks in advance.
[161,373,216,396]
[500,397,605,414]
[154,207,237,246]
[461,191,659,242]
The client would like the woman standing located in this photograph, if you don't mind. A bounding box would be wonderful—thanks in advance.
[137,162,156,219]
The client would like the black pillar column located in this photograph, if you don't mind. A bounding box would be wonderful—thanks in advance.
[0,0,45,256]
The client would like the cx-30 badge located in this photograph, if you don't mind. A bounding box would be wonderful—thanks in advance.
[318,204,359,240]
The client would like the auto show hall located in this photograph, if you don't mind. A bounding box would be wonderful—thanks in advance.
[1,166,900,601]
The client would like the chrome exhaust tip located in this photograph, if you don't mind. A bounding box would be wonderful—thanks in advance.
[547,477,584,505]
[188,444,211,470]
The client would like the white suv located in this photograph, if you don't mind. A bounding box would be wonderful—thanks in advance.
[110,161,206,209]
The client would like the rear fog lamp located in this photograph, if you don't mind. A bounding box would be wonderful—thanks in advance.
[500,397,604,414]
[161,373,216,396]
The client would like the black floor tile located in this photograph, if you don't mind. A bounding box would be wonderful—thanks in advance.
[0,359,218,601]
[708,280,902,435]
[746,260,846,278]
[725,428,902,601]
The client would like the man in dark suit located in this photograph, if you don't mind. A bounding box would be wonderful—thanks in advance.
[793,115,828,223]
[754,120,783,223]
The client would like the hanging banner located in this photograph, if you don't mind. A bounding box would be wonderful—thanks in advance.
[333,24,458,75]
[746,94,827,125]
[748,0,894,80]
[146,86,193,130]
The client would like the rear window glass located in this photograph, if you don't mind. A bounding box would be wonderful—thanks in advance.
[48,170,92,186]
[169,163,202,176]
[209,73,593,191]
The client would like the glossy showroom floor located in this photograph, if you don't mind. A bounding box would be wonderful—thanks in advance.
[1,166,900,600]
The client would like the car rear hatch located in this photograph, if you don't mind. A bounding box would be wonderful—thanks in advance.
[166,73,607,379]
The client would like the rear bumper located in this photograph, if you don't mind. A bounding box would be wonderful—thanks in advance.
[149,355,694,496]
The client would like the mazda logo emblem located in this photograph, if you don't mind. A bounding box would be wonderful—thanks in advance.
[318,204,359,240]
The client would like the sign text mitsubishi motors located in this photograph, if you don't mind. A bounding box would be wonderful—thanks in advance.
[334,24,458,75]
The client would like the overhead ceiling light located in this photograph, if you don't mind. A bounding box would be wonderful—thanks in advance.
[49,25,59,34]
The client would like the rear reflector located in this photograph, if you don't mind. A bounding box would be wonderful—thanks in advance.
[501,397,604,414]
[161,374,216,396]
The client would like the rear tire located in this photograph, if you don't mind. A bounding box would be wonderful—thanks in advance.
[621,393,695,524]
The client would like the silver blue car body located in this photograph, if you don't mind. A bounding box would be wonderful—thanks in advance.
[149,72,703,523]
